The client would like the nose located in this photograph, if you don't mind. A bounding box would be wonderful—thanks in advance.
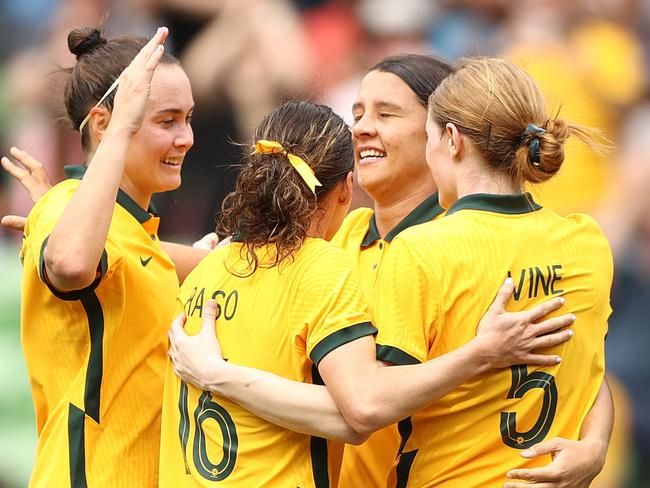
[174,123,194,151]
[351,112,377,139]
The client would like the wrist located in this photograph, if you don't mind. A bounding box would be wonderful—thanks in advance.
[103,124,137,142]
[464,339,493,376]
[204,358,238,394]
[580,435,607,469]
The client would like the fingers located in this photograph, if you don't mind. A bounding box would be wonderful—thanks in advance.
[132,26,168,71]
[201,299,218,336]
[532,313,576,336]
[528,329,573,350]
[506,465,556,483]
[520,438,563,458]
[169,312,187,338]
[523,353,562,366]
[525,296,565,322]
[504,482,554,488]
[192,232,219,250]
[1,155,27,180]
[146,44,165,71]
[1,215,27,231]
[487,277,515,314]
[9,146,43,172]
[217,235,232,248]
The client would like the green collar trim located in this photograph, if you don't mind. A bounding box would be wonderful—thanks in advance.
[64,165,156,223]
[362,192,444,247]
[445,192,541,216]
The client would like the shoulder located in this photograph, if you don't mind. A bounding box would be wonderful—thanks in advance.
[331,207,374,245]
[565,211,613,259]
[24,180,81,236]
[299,238,355,268]
[28,180,80,220]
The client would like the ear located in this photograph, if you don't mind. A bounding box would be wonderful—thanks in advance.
[338,171,354,206]
[445,123,464,159]
[88,106,112,143]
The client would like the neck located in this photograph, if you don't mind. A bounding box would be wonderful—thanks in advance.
[119,176,152,211]
[373,186,434,238]
[453,159,519,203]
[85,149,152,211]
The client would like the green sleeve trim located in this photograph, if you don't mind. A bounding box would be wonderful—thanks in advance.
[67,403,88,487]
[39,236,108,301]
[376,344,421,365]
[310,322,377,367]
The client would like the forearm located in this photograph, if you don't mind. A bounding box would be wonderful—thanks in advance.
[362,340,489,429]
[46,127,132,290]
[161,241,209,283]
[578,377,614,464]
[205,361,366,444]
[319,336,491,435]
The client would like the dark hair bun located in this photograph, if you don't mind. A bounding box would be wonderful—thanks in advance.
[68,27,107,59]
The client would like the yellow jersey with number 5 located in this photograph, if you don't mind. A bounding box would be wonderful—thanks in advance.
[373,193,612,488]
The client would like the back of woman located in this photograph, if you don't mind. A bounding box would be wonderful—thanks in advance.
[378,202,611,487]
[373,57,613,487]
[159,101,375,486]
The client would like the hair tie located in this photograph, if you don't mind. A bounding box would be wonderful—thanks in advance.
[78,75,121,134]
[253,140,322,195]
[521,124,546,166]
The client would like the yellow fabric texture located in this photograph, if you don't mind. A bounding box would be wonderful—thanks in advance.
[373,197,612,487]
[159,238,374,487]
[332,208,398,488]
[21,179,178,487]
[332,199,445,488]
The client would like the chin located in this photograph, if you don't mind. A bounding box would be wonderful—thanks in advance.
[157,177,182,193]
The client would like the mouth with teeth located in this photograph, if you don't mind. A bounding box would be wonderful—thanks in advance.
[358,149,386,165]
[161,157,183,169]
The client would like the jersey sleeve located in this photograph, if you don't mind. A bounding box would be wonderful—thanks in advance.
[372,235,440,365]
[292,244,376,367]
[23,183,118,301]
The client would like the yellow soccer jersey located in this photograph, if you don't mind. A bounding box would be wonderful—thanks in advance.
[159,238,375,487]
[332,194,444,488]
[20,165,178,487]
[373,193,612,488]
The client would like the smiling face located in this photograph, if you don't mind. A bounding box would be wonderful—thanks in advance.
[351,70,434,205]
[121,63,194,205]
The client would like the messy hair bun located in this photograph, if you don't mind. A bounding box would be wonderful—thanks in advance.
[428,57,609,187]
[68,27,107,59]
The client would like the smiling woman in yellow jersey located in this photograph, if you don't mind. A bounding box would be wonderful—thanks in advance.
[166,106,580,487]
[371,57,613,487]
[18,26,195,486]
[331,53,614,488]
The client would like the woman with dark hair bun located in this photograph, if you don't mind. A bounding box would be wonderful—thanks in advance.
[18,26,196,486]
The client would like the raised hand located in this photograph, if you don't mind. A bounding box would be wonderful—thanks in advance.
[1,147,52,202]
[476,278,575,368]
[108,27,169,135]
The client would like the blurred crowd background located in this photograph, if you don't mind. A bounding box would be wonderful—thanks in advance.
[0,0,649,486]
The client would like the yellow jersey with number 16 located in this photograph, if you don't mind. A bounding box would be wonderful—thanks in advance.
[159,238,375,487]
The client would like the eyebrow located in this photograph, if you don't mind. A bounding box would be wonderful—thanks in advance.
[352,100,403,112]
[154,106,195,115]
